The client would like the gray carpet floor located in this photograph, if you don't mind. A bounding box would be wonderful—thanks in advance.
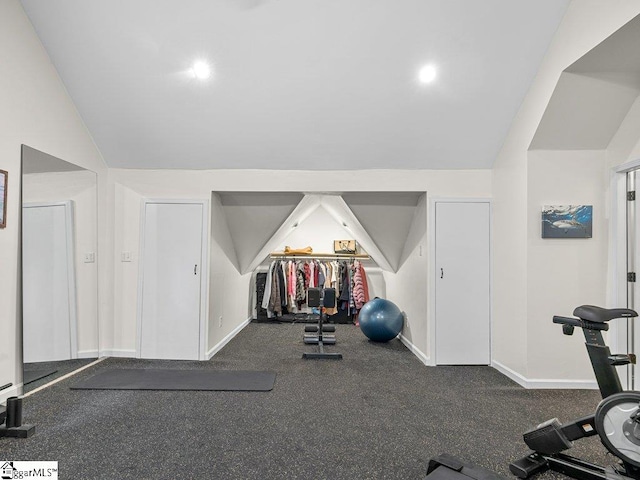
[0,323,615,480]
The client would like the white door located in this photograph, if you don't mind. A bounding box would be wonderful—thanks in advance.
[23,202,77,362]
[435,201,490,365]
[139,202,204,360]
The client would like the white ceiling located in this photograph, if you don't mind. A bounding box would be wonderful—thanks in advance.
[20,0,569,170]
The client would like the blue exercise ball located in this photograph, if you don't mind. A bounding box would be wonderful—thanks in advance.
[359,298,404,342]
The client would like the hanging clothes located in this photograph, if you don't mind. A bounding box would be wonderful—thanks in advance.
[353,261,366,310]
[324,261,338,316]
[288,261,297,313]
[360,263,370,306]
[314,261,320,287]
[317,262,324,288]
[338,261,352,315]
[269,261,282,315]
[304,262,311,290]
[277,262,287,310]
[296,263,306,304]
[262,261,275,317]
[309,261,315,288]
[353,261,371,310]
[259,256,367,321]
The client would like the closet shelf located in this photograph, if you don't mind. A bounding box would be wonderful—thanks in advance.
[269,252,370,260]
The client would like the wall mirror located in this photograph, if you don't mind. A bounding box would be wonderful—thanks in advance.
[21,145,99,394]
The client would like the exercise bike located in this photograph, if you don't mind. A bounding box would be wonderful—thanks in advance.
[510,305,640,480]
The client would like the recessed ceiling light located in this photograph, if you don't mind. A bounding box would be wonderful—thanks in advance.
[191,61,211,80]
[418,64,437,84]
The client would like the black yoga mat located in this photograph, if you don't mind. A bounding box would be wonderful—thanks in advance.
[71,369,276,391]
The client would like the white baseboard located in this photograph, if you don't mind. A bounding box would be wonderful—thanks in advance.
[398,333,430,366]
[77,350,99,359]
[1,384,22,403]
[100,349,137,358]
[492,360,598,389]
[207,317,252,360]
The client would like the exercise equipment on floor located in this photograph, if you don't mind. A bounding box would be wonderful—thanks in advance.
[358,297,404,342]
[425,454,506,480]
[0,396,35,438]
[303,287,342,360]
[510,305,640,480]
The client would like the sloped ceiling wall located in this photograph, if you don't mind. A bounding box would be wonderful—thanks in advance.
[22,145,86,174]
[342,192,424,270]
[218,192,304,273]
[215,191,424,274]
[530,14,640,150]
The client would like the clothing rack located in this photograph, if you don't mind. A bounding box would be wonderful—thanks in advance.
[269,252,370,261]
[257,254,371,323]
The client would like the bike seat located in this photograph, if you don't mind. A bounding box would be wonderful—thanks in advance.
[573,305,637,323]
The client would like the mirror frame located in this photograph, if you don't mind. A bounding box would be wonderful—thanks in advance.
[20,144,100,395]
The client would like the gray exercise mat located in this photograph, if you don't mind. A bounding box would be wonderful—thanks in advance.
[71,369,276,391]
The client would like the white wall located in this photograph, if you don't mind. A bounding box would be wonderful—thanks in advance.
[492,0,640,386]
[23,170,99,357]
[272,206,358,255]
[385,193,428,357]
[109,183,144,357]
[0,0,107,402]
[209,193,252,358]
[109,169,490,362]
[608,95,640,168]
[526,150,608,381]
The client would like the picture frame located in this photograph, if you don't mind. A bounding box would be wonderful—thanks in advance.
[0,169,6,229]
[541,205,592,239]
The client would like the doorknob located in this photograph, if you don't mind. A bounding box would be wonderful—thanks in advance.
[440,268,444,279]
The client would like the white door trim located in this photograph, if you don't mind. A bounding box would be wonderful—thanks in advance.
[610,159,640,389]
[429,197,492,366]
[23,200,79,359]
[136,198,210,360]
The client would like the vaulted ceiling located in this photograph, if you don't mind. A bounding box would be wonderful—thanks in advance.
[20,0,569,170]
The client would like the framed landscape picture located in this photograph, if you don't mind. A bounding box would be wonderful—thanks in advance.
[0,170,6,229]
[542,205,592,238]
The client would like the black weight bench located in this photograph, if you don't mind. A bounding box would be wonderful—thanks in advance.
[302,288,342,360]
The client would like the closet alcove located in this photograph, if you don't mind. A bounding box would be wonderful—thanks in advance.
[207,191,427,356]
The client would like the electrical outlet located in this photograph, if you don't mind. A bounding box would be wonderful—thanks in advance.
[218,316,223,327]
[121,252,132,262]
[84,252,95,263]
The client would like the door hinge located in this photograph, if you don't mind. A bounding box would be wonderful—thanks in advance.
[629,191,636,201]
[629,272,637,282]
